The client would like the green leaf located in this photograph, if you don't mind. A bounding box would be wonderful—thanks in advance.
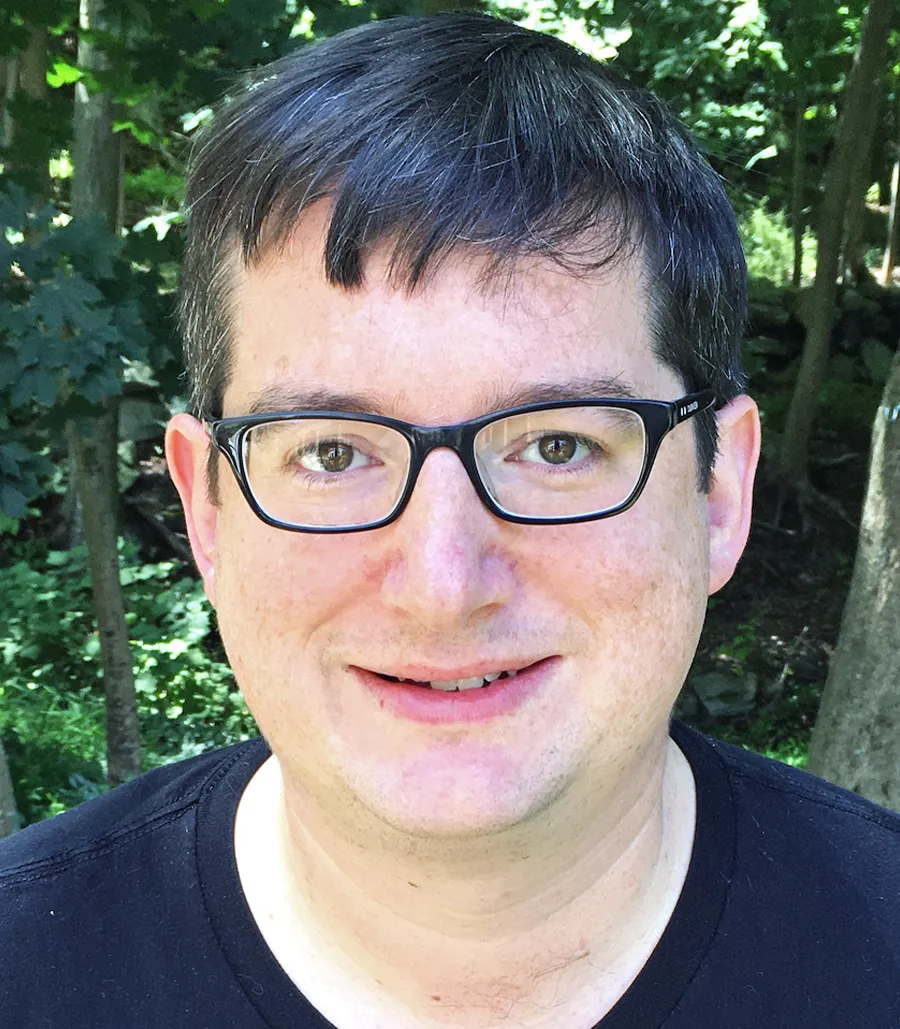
[47,60,83,88]
[0,185,30,232]
[0,354,21,390]
[0,484,29,519]
[79,366,123,404]
[745,144,778,169]
[50,218,123,280]
[10,367,58,409]
[37,272,104,334]
[113,119,158,146]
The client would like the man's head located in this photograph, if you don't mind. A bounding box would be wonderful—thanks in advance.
[167,13,759,842]
[178,12,748,492]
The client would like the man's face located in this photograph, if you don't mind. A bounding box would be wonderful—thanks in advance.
[169,209,755,839]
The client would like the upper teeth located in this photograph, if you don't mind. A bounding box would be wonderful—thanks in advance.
[427,669,517,691]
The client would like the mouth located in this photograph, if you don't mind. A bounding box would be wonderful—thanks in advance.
[353,657,558,724]
[372,667,526,692]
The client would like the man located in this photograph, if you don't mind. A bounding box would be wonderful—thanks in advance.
[2,13,898,1028]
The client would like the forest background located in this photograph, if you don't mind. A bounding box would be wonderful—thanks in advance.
[1,0,899,834]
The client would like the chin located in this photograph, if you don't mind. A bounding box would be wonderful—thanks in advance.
[341,751,574,841]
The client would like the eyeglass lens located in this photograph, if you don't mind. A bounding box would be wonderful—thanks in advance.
[242,408,648,528]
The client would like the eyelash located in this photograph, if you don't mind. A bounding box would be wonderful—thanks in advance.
[507,433,604,471]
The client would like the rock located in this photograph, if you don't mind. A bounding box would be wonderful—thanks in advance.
[673,685,699,721]
[854,277,887,302]
[861,338,895,384]
[689,671,758,718]
[840,288,881,320]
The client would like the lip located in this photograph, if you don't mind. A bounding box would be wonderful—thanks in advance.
[353,656,559,724]
[363,658,546,682]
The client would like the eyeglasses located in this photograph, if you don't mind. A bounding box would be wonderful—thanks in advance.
[207,390,715,533]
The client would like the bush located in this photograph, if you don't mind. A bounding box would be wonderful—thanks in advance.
[740,205,817,286]
[0,543,256,824]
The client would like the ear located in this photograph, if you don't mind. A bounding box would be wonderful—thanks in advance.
[706,395,761,595]
[165,413,218,606]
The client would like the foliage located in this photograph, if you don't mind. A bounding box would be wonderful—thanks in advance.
[0,183,169,516]
[708,701,816,769]
[0,542,256,823]
[740,205,817,285]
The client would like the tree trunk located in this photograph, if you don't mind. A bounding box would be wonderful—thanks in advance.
[842,92,881,283]
[59,445,86,548]
[1,56,16,150]
[69,0,140,786]
[881,156,899,285]
[807,349,900,810]
[72,5,123,230]
[777,0,895,499]
[791,89,807,289]
[0,738,22,838]
[1,25,51,200]
[66,406,141,785]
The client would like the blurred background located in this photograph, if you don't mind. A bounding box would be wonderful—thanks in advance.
[1,0,899,832]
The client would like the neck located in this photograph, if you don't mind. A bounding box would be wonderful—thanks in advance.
[236,731,696,1029]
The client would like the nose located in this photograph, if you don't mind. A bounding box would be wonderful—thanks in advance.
[380,448,515,630]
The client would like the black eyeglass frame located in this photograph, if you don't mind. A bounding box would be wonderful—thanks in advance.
[207,389,716,534]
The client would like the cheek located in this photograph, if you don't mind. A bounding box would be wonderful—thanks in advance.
[522,490,708,698]
[212,505,379,685]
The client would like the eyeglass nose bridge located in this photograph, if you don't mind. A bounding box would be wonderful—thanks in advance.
[402,423,486,508]
[411,424,467,449]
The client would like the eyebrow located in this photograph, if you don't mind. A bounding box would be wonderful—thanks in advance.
[244,375,638,419]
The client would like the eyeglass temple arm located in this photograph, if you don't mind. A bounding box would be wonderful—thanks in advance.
[671,389,716,427]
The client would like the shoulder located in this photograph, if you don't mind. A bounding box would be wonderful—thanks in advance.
[675,718,900,834]
[676,721,900,904]
[706,729,900,837]
[0,739,270,1025]
[0,738,266,883]
[667,723,900,1023]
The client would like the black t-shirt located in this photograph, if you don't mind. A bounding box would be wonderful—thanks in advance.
[2,721,898,1028]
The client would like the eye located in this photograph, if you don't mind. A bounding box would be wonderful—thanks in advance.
[519,433,600,467]
[294,439,370,474]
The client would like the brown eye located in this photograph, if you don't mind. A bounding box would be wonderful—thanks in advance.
[317,442,354,472]
[538,435,578,464]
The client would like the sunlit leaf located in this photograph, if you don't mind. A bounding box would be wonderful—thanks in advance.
[46,60,83,88]
[745,143,778,169]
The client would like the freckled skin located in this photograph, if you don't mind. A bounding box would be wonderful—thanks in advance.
[207,223,710,838]
[167,206,759,1027]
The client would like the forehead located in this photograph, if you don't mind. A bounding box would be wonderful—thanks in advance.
[225,207,672,419]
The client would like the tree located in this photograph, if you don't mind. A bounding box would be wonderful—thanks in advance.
[807,347,900,809]
[66,0,144,786]
[2,0,362,789]
[842,90,882,283]
[882,144,900,284]
[0,739,21,837]
[0,15,56,200]
[776,0,895,504]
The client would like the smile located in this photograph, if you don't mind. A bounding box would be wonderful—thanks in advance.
[355,658,558,724]
[375,669,520,691]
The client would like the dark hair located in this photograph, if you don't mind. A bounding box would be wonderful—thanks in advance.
[179,12,747,492]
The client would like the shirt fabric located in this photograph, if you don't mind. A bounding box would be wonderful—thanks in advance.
[2,721,898,1028]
